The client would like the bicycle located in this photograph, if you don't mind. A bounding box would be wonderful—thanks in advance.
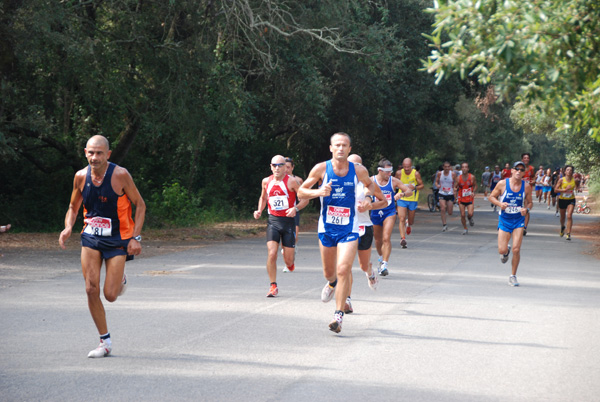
[575,197,591,214]
[428,188,440,212]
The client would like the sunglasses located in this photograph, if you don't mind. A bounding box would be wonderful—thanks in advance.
[513,167,525,172]
[271,163,285,167]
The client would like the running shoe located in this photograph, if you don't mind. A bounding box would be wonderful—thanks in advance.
[344,297,353,314]
[377,255,383,269]
[547,205,550,210]
[267,283,279,297]
[442,224,448,232]
[88,340,111,358]
[379,261,389,277]
[400,238,407,249]
[284,264,295,273]
[566,233,571,241]
[555,211,559,217]
[406,225,412,235]
[501,245,511,264]
[329,311,343,333]
[321,282,335,303]
[118,273,127,297]
[508,275,519,287]
[462,229,468,235]
[283,266,290,273]
[469,216,474,227]
[523,229,527,236]
[366,269,379,291]
[560,226,565,237]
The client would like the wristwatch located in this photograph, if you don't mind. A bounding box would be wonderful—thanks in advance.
[133,235,142,242]
[294,207,299,213]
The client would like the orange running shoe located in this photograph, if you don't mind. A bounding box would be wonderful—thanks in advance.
[267,283,278,297]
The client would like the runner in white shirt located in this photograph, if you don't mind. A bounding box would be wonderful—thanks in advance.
[435,161,457,232]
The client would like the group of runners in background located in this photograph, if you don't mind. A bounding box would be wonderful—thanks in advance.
[254,141,587,334]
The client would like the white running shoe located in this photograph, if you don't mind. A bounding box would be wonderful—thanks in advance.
[509,275,519,287]
[344,297,353,314]
[366,269,379,291]
[378,261,389,277]
[118,274,127,297]
[501,245,511,264]
[469,216,474,227]
[462,229,468,235]
[88,340,111,358]
[484,197,488,201]
[329,311,343,333]
[321,282,335,303]
[283,267,290,273]
[442,224,448,232]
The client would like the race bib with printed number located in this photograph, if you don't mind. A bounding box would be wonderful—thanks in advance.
[326,206,350,225]
[358,225,365,237]
[269,196,289,211]
[462,188,472,197]
[505,205,521,214]
[84,217,113,237]
[385,193,392,206]
[441,186,452,194]
[563,191,574,199]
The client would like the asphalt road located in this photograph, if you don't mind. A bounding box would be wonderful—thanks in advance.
[1,196,599,401]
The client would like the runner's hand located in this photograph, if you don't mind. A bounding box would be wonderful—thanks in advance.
[59,228,72,250]
[320,180,332,197]
[127,238,142,256]
[253,210,261,219]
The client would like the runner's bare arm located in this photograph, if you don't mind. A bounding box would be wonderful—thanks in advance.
[253,178,269,219]
[523,183,533,215]
[357,165,385,203]
[435,171,441,189]
[298,162,330,200]
[117,167,146,256]
[414,171,425,191]
[59,171,85,249]
[392,177,413,201]
[489,180,507,209]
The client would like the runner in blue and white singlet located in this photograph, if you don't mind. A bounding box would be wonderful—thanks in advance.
[497,178,526,233]
[489,161,533,287]
[317,159,359,243]
[298,133,385,334]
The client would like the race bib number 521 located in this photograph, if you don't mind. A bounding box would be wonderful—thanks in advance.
[84,217,113,237]
[326,206,350,225]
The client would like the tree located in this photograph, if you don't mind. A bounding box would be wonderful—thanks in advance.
[423,0,600,141]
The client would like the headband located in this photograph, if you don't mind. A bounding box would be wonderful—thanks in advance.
[378,167,393,172]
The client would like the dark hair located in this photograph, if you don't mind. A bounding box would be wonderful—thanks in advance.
[285,157,294,166]
[521,152,531,159]
[378,158,392,169]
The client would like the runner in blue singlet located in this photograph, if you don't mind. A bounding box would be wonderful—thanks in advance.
[298,133,385,334]
[489,161,532,287]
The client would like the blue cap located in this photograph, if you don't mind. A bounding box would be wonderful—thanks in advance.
[513,161,525,169]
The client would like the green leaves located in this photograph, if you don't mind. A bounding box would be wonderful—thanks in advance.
[423,0,600,141]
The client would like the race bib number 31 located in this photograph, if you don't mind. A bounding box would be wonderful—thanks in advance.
[84,217,113,237]
[326,206,350,225]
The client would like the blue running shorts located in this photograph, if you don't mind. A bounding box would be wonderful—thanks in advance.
[319,231,359,247]
[396,199,418,211]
